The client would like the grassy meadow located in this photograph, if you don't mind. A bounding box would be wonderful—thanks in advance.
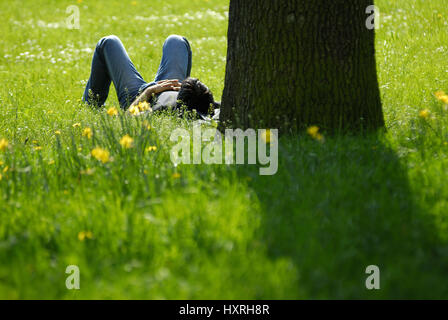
[1,0,448,299]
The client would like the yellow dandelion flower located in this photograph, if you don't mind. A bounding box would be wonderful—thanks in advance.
[120,135,134,149]
[419,109,430,119]
[145,146,157,152]
[54,130,61,135]
[261,129,272,143]
[78,231,93,241]
[307,126,324,141]
[435,90,446,98]
[137,101,151,112]
[34,146,42,151]
[91,147,110,163]
[307,126,319,137]
[107,107,118,116]
[3,166,9,173]
[73,123,81,128]
[128,105,140,116]
[435,91,448,104]
[172,172,181,179]
[82,127,92,139]
[0,160,4,166]
[0,138,9,152]
[131,1,137,5]
[0,173,2,181]
[440,96,448,104]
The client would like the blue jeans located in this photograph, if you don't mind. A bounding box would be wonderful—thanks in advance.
[83,35,192,109]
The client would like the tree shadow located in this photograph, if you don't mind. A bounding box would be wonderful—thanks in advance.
[238,133,448,299]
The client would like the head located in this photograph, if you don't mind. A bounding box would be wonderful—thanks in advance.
[177,77,217,115]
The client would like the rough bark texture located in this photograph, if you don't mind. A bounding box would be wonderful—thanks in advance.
[220,0,384,133]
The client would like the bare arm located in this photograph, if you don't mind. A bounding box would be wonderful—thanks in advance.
[130,79,182,108]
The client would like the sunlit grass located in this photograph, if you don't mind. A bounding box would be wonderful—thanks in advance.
[1,0,448,299]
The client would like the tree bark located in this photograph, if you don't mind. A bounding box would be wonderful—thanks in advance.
[220,0,384,133]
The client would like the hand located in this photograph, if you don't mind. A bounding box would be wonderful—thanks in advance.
[151,79,182,94]
[129,79,182,108]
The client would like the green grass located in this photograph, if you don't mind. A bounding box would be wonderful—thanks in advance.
[1,0,448,299]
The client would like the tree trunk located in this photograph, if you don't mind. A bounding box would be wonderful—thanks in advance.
[220,0,384,133]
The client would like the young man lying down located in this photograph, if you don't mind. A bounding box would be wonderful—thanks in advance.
[82,35,220,120]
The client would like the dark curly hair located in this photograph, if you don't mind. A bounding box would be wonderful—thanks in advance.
[177,77,216,115]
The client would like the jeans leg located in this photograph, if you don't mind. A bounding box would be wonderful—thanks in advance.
[83,35,147,109]
[154,35,192,83]
[82,40,112,107]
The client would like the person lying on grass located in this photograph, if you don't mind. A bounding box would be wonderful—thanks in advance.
[82,35,220,120]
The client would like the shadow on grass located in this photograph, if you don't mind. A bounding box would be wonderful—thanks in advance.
[238,133,448,299]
